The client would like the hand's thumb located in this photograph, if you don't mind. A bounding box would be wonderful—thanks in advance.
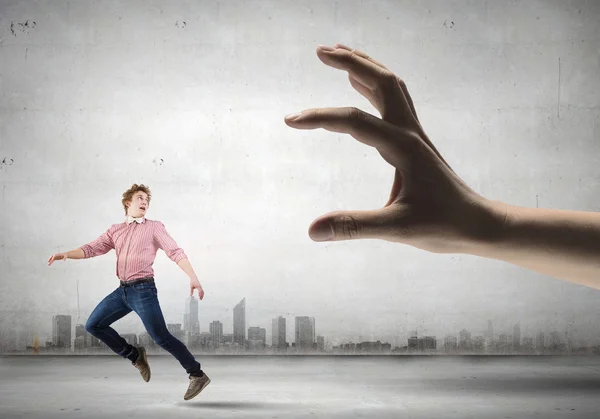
[308,208,394,242]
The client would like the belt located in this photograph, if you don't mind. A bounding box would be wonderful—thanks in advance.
[120,277,154,287]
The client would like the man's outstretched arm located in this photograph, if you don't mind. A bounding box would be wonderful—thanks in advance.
[48,230,114,265]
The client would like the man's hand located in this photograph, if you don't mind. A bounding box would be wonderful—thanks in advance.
[190,278,204,300]
[284,44,505,254]
[48,253,68,266]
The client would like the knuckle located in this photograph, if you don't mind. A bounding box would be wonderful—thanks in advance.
[372,71,398,96]
[347,51,359,62]
[347,106,363,126]
[380,71,398,89]
[333,215,362,239]
[311,108,323,120]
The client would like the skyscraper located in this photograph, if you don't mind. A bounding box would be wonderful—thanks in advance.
[210,321,223,348]
[295,316,315,350]
[184,296,200,336]
[52,315,72,350]
[233,298,246,347]
[272,316,286,350]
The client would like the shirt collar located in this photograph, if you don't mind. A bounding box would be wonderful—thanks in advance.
[126,216,146,225]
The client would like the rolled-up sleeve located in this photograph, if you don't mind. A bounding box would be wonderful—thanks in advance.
[81,228,115,258]
[154,222,187,263]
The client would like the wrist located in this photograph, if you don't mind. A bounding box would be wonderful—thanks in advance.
[460,197,511,257]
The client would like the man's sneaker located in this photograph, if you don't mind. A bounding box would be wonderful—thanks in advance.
[184,373,211,400]
[132,346,151,382]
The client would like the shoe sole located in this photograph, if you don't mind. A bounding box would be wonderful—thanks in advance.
[138,346,151,382]
[184,377,211,401]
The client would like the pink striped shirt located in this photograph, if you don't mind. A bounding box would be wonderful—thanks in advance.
[81,218,187,282]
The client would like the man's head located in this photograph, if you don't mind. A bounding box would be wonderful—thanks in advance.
[122,184,152,217]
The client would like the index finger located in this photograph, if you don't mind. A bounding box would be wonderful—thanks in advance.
[285,107,417,163]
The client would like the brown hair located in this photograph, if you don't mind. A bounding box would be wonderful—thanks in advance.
[122,184,152,215]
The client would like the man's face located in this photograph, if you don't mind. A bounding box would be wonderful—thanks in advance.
[127,191,149,217]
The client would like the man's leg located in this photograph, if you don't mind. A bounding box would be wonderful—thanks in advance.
[128,282,202,375]
[85,287,137,361]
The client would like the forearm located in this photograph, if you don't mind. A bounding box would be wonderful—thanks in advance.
[66,248,86,259]
[177,258,198,280]
[470,201,600,289]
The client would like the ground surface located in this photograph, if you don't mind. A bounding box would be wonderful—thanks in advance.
[1,355,600,418]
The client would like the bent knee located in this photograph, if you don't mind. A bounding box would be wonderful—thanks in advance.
[85,319,98,333]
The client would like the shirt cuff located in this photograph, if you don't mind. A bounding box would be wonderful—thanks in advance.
[81,245,92,259]
[173,253,187,264]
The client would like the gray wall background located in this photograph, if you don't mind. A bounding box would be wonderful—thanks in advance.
[1,0,599,351]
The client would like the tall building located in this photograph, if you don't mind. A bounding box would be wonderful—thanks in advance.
[295,316,315,350]
[210,321,223,348]
[199,332,213,349]
[444,335,458,352]
[317,336,325,351]
[75,324,86,340]
[233,298,246,347]
[248,327,266,344]
[459,329,472,351]
[52,315,72,350]
[74,324,89,351]
[184,296,200,336]
[408,335,437,352]
[272,316,286,350]
[248,327,266,350]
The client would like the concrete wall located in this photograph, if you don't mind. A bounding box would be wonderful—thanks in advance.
[1,0,599,351]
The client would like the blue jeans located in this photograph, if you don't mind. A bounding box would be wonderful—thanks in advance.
[85,280,202,375]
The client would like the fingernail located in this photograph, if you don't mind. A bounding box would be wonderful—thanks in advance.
[285,113,302,121]
[310,222,334,241]
[318,45,336,52]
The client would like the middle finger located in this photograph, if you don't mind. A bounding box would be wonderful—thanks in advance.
[316,46,416,127]
[334,44,420,122]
